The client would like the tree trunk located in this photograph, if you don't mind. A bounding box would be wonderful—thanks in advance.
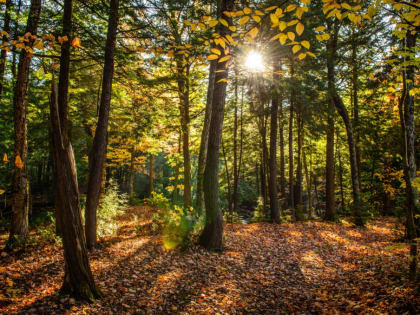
[303,147,312,219]
[269,68,281,223]
[196,61,215,214]
[278,92,286,209]
[85,0,119,249]
[288,85,294,210]
[221,139,232,213]
[0,0,12,97]
[172,133,181,204]
[8,0,42,247]
[232,69,239,214]
[199,0,234,251]
[398,31,417,280]
[129,147,135,200]
[325,100,336,221]
[295,103,304,220]
[148,154,154,196]
[50,0,101,301]
[336,129,345,213]
[327,22,362,226]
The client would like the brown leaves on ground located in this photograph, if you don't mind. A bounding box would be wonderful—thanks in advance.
[0,206,418,314]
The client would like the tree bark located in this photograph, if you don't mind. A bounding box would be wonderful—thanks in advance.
[199,0,234,251]
[129,147,135,200]
[49,0,101,301]
[269,67,281,223]
[85,0,119,249]
[303,146,312,219]
[325,100,336,221]
[398,30,417,280]
[8,0,42,247]
[232,69,239,214]
[327,21,363,225]
[172,133,181,204]
[148,154,154,196]
[295,103,304,220]
[278,91,286,209]
[288,74,295,210]
[0,0,12,97]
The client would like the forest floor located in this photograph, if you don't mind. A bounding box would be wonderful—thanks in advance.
[0,206,419,314]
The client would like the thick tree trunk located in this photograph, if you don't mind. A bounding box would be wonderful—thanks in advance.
[398,31,417,280]
[325,100,336,221]
[0,0,12,97]
[85,0,119,249]
[269,70,281,223]
[327,22,363,226]
[8,0,42,247]
[148,154,154,196]
[196,61,215,214]
[49,0,101,301]
[199,0,234,251]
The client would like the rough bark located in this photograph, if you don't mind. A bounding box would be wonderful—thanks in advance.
[85,0,119,249]
[0,0,12,97]
[199,0,234,251]
[49,0,101,301]
[269,68,281,223]
[325,100,336,221]
[8,0,42,247]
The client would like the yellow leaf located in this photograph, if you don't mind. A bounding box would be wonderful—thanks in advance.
[296,23,304,36]
[243,8,252,15]
[341,3,352,10]
[315,26,326,32]
[266,6,278,12]
[316,34,323,41]
[198,23,206,30]
[279,33,287,45]
[3,153,8,163]
[1,30,9,38]
[168,51,174,57]
[255,10,264,16]
[0,189,4,195]
[301,40,310,49]
[219,18,228,27]
[307,51,316,58]
[286,4,297,12]
[279,21,287,31]
[322,33,330,40]
[218,55,231,63]
[207,54,219,60]
[248,27,259,38]
[287,32,295,41]
[239,16,250,25]
[270,14,278,26]
[211,48,221,55]
[271,33,281,41]
[296,7,304,19]
[58,36,68,44]
[293,45,301,53]
[229,26,236,32]
[71,37,81,48]
[225,34,235,44]
[288,20,298,26]
[217,78,228,83]
[302,0,311,4]
[15,155,23,169]
[209,20,219,27]
[252,15,261,23]
[298,53,306,60]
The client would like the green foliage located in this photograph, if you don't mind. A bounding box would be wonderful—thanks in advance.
[223,211,242,224]
[97,180,128,238]
[250,197,269,223]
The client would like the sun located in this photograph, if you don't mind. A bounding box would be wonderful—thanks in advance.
[245,51,265,72]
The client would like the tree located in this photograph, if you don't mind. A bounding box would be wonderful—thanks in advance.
[85,0,119,250]
[7,0,42,248]
[49,0,101,301]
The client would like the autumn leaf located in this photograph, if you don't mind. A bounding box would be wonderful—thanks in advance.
[71,37,81,48]
[15,155,23,169]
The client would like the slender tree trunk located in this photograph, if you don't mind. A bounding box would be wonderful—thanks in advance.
[336,129,345,213]
[85,0,119,249]
[221,139,232,212]
[11,0,22,80]
[269,68,281,223]
[278,93,286,209]
[148,154,154,196]
[129,147,135,200]
[325,100,336,221]
[295,103,304,220]
[398,31,417,280]
[7,0,42,247]
[327,21,362,225]
[50,0,101,301]
[172,133,181,204]
[303,146,312,219]
[232,69,239,214]
[289,87,295,210]
[196,61,215,214]
[199,0,234,250]
[0,0,12,97]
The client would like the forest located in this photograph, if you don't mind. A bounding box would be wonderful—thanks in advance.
[0,0,419,313]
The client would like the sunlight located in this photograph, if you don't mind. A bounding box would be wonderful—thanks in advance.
[245,51,265,72]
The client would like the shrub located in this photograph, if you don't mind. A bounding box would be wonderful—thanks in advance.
[97,179,128,237]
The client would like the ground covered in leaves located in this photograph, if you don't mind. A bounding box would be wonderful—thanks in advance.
[1,206,419,314]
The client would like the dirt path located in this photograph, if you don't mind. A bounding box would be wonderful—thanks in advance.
[0,206,418,314]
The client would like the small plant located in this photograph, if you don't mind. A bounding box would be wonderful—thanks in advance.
[250,197,269,223]
[223,211,242,224]
[97,179,128,237]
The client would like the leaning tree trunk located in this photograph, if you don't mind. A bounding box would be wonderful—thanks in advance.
[50,0,101,301]
[8,0,42,248]
[85,0,119,249]
[0,0,12,97]
[398,31,417,280]
[199,0,234,251]
[327,21,363,226]
[269,67,281,223]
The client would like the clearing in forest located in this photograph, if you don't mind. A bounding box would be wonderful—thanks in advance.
[0,206,418,314]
